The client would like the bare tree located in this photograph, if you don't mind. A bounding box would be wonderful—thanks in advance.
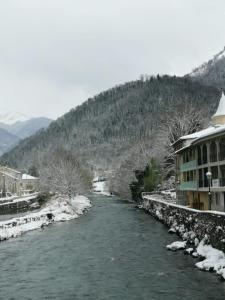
[159,104,210,177]
[40,149,92,199]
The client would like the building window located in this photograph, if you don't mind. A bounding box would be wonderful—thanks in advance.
[210,141,217,162]
[211,166,218,179]
[219,137,225,161]
[202,144,208,164]
[197,146,202,165]
[220,165,225,187]
[198,169,204,187]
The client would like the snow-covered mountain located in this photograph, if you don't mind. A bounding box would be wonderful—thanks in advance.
[188,46,225,90]
[0,112,52,154]
[0,117,52,139]
[0,111,30,125]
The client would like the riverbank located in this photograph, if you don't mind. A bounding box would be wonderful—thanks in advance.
[141,194,225,280]
[0,195,91,241]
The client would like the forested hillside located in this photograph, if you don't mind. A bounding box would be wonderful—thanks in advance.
[0,75,220,172]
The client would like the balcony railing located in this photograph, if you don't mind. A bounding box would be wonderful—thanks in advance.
[220,178,225,187]
[180,160,197,172]
[198,180,209,188]
[179,181,198,191]
[219,152,225,161]
[210,154,217,163]
[198,178,225,188]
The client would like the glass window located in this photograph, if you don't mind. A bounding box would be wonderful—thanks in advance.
[202,144,208,164]
[197,146,202,165]
[210,141,217,162]
[219,137,225,161]
[211,166,218,179]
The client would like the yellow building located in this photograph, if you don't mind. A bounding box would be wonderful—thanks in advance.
[174,93,225,211]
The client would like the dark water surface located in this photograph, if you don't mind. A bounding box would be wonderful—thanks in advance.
[0,195,225,300]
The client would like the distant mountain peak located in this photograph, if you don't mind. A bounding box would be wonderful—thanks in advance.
[188,46,225,91]
[0,111,30,125]
[190,46,225,78]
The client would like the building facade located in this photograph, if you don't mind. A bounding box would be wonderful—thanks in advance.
[175,93,225,212]
[0,166,39,197]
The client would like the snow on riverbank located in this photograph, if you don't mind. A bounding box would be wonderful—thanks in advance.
[93,180,111,196]
[196,239,225,279]
[166,238,225,280]
[0,195,91,241]
[166,241,187,251]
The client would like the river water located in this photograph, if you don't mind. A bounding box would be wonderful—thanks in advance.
[0,194,225,300]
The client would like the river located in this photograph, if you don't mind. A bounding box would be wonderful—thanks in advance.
[0,194,225,300]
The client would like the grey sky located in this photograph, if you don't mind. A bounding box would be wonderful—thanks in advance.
[0,0,225,119]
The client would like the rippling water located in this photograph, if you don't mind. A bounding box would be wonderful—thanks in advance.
[0,195,225,300]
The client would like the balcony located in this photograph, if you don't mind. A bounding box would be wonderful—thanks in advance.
[198,180,209,188]
[198,178,225,189]
[219,152,225,161]
[210,154,217,163]
[179,181,198,191]
[180,160,197,172]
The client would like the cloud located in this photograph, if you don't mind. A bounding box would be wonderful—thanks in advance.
[0,0,225,118]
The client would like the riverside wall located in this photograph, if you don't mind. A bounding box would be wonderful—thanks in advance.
[141,195,225,252]
[0,193,49,215]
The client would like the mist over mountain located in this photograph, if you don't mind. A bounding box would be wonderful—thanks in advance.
[0,75,220,171]
[188,46,225,90]
[0,111,29,125]
[0,128,19,156]
[0,115,52,154]
[0,117,52,139]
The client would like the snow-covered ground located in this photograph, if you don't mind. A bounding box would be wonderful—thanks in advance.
[196,239,225,280]
[0,195,91,242]
[0,193,38,205]
[160,190,176,200]
[93,180,111,196]
[166,238,225,280]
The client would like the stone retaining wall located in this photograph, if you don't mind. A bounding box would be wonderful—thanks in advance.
[142,196,225,252]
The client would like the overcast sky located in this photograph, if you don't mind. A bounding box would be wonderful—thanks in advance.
[0,0,225,119]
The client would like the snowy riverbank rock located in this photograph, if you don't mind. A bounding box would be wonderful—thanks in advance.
[196,240,225,279]
[0,195,91,242]
[166,241,187,251]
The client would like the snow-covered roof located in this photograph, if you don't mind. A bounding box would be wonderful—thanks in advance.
[22,174,39,180]
[213,92,225,117]
[175,124,225,153]
[180,124,225,141]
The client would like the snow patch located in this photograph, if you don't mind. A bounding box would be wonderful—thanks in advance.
[93,180,111,196]
[196,240,225,278]
[0,195,91,241]
[166,241,187,251]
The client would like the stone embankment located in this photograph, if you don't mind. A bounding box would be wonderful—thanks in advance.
[141,195,225,252]
[0,193,49,214]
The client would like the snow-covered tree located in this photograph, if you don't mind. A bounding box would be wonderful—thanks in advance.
[41,149,92,198]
